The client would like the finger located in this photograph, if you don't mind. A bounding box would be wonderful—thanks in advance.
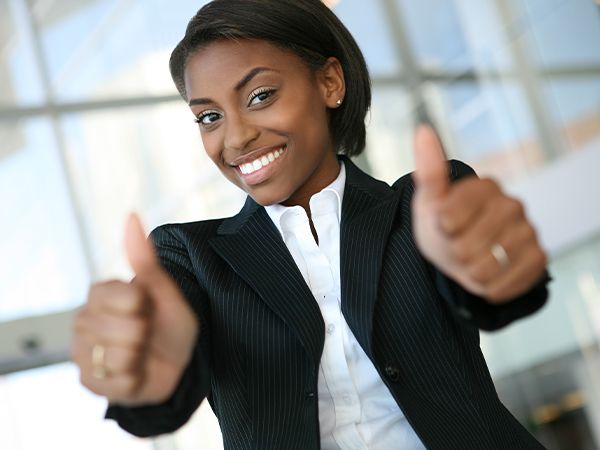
[464,221,536,286]
[123,214,182,306]
[412,125,450,200]
[81,370,143,403]
[124,212,160,278]
[446,190,524,263]
[438,178,501,236]
[100,345,145,376]
[74,310,149,349]
[73,338,144,377]
[87,281,149,316]
[481,243,547,304]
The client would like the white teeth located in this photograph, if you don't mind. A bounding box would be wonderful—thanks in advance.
[239,147,286,175]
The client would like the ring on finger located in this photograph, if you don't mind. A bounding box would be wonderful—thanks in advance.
[92,344,107,380]
[490,242,510,271]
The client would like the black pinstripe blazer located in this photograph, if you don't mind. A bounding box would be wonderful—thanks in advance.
[107,156,548,449]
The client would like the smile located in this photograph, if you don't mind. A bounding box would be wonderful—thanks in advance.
[238,146,286,175]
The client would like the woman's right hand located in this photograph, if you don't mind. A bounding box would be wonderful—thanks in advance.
[71,214,199,407]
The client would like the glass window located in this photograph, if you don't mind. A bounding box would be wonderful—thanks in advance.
[520,0,600,68]
[0,362,153,450]
[365,86,415,184]
[543,77,600,154]
[0,0,46,107]
[332,0,401,77]
[425,80,543,181]
[452,0,513,71]
[0,119,89,322]
[59,103,244,279]
[31,0,209,101]
[482,234,600,448]
[395,0,473,70]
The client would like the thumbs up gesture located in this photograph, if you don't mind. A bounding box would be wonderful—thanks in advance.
[72,214,198,406]
[412,126,547,304]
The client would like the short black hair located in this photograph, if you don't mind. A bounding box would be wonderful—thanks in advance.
[169,0,371,156]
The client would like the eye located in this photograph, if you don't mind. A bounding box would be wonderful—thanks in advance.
[194,110,222,126]
[248,88,276,107]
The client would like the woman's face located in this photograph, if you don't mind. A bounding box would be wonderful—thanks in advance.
[183,39,345,207]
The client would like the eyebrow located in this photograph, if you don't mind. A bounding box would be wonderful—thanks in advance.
[188,67,278,106]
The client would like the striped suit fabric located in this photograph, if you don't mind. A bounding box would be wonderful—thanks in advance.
[107,156,548,449]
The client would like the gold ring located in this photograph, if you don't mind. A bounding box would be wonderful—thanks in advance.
[92,344,107,380]
[491,243,510,271]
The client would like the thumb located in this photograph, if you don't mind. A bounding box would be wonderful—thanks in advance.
[413,125,450,200]
[124,213,186,308]
[124,212,160,278]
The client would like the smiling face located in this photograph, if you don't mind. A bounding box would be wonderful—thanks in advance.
[183,39,345,208]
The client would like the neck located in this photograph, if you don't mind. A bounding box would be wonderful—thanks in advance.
[281,154,340,217]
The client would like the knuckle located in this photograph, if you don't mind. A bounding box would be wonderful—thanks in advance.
[506,198,525,218]
[126,319,149,347]
[120,284,147,313]
[70,340,84,363]
[108,347,137,374]
[89,280,127,307]
[467,264,488,285]
[118,375,140,398]
[521,222,536,241]
[80,373,102,395]
[72,309,88,332]
[481,178,500,193]
[534,247,547,267]
[449,240,471,263]
[79,372,92,389]
[127,348,145,372]
[439,210,458,233]
[484,286,504,304]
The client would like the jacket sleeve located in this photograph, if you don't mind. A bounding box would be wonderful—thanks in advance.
[105,225,213,437]
[397,159,550,331]
[434,268,550,331]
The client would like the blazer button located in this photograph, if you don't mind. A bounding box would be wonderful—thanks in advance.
[385,363,400,383]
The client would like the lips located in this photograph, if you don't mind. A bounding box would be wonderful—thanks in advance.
[233,145,288,186]
[238,146,286,175]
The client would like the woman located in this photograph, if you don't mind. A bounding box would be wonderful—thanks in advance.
[72,1,550,448]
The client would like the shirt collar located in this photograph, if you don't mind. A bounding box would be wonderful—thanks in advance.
[265,160,346,237]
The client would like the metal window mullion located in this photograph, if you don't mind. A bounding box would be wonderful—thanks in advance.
[494,0,563,161]
[379,0,432,124]
[19,0,98,282]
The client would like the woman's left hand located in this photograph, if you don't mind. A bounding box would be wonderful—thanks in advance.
[411,126,547,304]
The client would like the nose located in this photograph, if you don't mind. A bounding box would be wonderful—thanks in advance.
[223,113,259,152]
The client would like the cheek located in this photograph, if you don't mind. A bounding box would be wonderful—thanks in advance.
[266,97,329,145]
[200,132,223,164]
[200,131,243,187]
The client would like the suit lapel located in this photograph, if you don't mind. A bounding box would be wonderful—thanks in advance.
[339,157,404,354]
[209,197,325,367]
[207,157,404,364]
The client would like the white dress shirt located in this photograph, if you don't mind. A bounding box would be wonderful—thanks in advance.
[265,162,425,450]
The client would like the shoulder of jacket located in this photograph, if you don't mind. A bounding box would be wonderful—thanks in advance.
[150,218,224,247]
[391,159,476,192]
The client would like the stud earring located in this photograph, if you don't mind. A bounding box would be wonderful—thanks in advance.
[336,99,343,106]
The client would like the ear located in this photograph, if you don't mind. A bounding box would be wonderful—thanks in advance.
[317,57,346,109]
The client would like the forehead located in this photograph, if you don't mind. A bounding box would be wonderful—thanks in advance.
[183,39,312,99]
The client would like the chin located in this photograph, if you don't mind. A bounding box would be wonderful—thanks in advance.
[250,192,288,207]
[246,185,293,207]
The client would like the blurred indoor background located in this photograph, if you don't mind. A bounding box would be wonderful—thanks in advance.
[0,0,599,449]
